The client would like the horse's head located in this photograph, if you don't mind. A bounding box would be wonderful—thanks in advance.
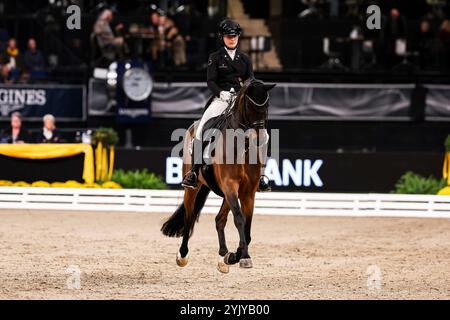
[235,79,276,130]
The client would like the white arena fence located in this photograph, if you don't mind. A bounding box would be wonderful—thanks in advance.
[0,187,449,218]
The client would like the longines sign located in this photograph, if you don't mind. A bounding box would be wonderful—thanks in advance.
[0,85,85,121]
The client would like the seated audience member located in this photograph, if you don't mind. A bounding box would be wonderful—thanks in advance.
[437,19,450,71]
[38,114,61,143]
[415,19,436,70]
[92,9,125,62]
[0,49,8,83]
[380,8,408,69]
[152,13,186,67]
[164,17,186,66]
[24,38,45,72]
[1,38,21,83]
[1,112,31,144]
[149,10,161,62]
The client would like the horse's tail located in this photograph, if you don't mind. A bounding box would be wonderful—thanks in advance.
[161,186,210,238]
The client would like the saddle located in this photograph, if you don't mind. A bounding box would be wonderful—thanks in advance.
[191,100,234,198]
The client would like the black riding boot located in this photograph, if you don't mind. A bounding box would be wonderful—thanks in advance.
[182,139,203,189]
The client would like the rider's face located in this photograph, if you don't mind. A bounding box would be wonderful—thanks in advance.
[223,35,239,49]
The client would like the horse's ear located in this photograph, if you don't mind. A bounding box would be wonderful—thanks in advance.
[264,84,276,91]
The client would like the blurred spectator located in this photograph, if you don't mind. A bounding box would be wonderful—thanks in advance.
[1,38,22,83]
[164,17,187,66]
[155,13,168,66]
[437,19,450,72]
[415,19,436,70]
[92,9,125,62]
[380,8,408,69]
[152,13,186,67]
[38,114,61,143]
[149,10,162,62]
[24,38,45,72]
[0,46,8,83]
[1,112,31,144]
[150,10,160,32]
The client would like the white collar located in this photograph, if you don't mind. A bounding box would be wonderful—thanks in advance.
[43,127,53,140]
[224,47,236,60]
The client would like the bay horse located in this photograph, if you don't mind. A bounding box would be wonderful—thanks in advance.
[161,79,275,273]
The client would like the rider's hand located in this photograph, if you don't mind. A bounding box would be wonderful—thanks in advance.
[220,91,232,101]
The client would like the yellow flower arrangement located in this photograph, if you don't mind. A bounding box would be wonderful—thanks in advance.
[13,181,30,187]
[101,181,122,189]
[0,180,122,189]
[0,180,13,186]
[50,182,67,188]
[64,180,84,188]
[31,181,51,188]
[437,186,450,195]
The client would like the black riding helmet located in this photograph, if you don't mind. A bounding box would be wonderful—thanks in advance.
[218,18,242,38]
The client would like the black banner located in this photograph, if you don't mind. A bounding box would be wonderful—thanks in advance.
[90,82,450,121]
[150,83,419,120]
[115,148,443,193]
[0,84,85,121]
[0,147,442,192]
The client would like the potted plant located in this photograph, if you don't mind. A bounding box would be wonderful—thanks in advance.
[92,128,119,182]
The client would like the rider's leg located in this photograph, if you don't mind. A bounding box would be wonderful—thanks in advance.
[194,97,230,140]
[181,138,203,189]
[182,97,230,189]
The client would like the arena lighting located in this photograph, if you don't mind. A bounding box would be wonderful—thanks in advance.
[93,68,108,79]
[175,5,185,13]
[106,62,118,87]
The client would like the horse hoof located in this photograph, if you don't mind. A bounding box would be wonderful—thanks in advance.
[223,252,235,265]
[217,261,229,274]
[176,252,189,267]
[239,258,253,269]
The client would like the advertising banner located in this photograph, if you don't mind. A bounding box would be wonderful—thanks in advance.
[0,84,85,121]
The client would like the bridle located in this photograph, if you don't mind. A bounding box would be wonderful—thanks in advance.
[241,88,269,130]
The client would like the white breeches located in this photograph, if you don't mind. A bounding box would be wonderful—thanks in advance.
[195,96,235,140]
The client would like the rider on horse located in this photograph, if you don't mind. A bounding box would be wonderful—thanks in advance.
[181,18,271,192]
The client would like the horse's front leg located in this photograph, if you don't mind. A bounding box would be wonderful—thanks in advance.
[223,188,249,266]
[238,193,255,268]
[216,200,230,273]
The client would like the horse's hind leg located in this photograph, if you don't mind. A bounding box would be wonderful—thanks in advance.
[177,185,209,267]
[216,200,230,273]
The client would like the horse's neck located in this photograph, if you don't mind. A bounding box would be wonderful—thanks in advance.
[229,100,244,129]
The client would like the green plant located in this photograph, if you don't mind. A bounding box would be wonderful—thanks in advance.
[392,171,446,195]
[445,134,450,151]
[112,169,168,190]
[92,127,119,147]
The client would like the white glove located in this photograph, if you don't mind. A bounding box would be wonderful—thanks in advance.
[220,91,232,101]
